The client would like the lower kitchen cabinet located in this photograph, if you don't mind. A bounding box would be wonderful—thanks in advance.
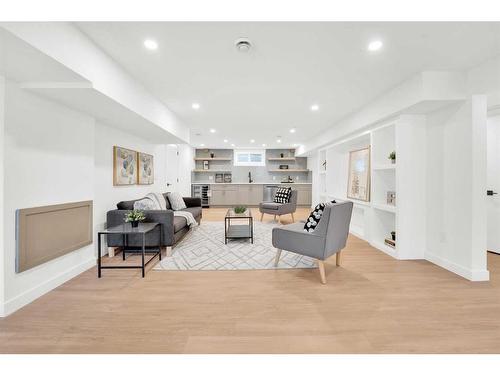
[202,184,311,207]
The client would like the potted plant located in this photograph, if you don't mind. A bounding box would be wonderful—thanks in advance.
[234,206,247,214]
[280,152,284,158]
[125,210,146,228]
[388,151,396,164]
[210,152,215,158]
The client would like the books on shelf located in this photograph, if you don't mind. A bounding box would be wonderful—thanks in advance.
[384,238,396,248]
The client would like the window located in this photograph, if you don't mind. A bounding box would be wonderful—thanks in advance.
[233,150,266,167]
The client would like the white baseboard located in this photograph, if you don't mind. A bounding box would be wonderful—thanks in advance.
[424,251,490,281]
[2,258,96,317]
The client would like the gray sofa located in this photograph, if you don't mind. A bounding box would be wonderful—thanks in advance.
[106,193,202,254]
[259,190,298,223]
[272,200,353,284]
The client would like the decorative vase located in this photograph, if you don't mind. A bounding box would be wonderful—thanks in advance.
[280,153,284,158]
[391,159,396,164]
[131,221,139,228]
[210,153,215,158]
[391,231,396,241]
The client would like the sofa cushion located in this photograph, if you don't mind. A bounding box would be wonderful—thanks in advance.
[261,202,281,210]
[173,216,187,233]
[167,192,187,210]
[117,199,140,210]
[182,206,202,219]
[162,193,172,210]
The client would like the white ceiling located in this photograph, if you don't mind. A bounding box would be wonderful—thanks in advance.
[76,22,500,149]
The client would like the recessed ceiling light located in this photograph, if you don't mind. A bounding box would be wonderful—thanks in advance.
[277,139,282,143]
[310,104,319,112]
[293,143,299,147]
[250,139,255,143]
[192,103,200,110]
[200,143,205,147]
[210,128,216,133]
[368,40,383,52]
[262,143,266,147]
[223,139,228,143]
[290,128,296,133]
[231,143,235,147]
[144,39,158,50]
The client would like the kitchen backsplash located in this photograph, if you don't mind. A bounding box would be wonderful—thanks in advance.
[192,148,311,183]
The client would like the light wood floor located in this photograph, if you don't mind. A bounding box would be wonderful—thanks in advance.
[1,207,500,353]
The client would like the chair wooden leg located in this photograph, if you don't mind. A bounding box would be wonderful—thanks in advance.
[274,249,282,267]
[260,212,264,222]
[317,260,327,284]
[291,213,295,223]
[166,246,173,257]
[336,251,342,266]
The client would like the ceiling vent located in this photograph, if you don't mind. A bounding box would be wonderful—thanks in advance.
[235,38,252,52]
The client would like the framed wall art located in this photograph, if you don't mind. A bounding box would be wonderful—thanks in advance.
[113,146,137,186]
[347,146,371,202]
[137,152,154,185]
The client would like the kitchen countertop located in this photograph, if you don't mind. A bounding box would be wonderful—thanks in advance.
[191,182,312,185]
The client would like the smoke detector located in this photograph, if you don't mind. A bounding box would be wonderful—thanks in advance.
[235,38,252,52]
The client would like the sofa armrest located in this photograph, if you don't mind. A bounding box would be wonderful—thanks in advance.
[106,209,175,246]
[183,197,201,208]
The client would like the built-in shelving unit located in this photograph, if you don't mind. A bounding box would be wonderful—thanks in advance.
[192,149,233,175]
[314,117,426,260]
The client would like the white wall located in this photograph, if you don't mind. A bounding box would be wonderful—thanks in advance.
[0,81,194,316]
[0,76,5,316]
[3,81,96,315]
[93,122,168,254]
[425,97,488,281]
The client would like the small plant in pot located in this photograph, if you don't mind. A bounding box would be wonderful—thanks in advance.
[388,151,396,164]
[234,206,247,214]
[125,210,146,228]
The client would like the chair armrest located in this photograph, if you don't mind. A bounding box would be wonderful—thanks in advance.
[183,197,202,208]
[106,209,175,246]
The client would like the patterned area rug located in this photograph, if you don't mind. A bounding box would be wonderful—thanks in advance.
[153,221,317,271]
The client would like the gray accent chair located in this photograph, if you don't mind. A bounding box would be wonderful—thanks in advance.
[272,200,353,284]
[259,190,298,224]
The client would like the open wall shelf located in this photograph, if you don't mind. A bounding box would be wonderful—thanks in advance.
[315,122,399,259]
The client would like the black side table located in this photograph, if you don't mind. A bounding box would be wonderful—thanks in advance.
[97,222,161,278]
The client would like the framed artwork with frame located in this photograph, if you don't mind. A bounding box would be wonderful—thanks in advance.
[137,152,154,185]
[113,146,137,186]
[347,146,371,202]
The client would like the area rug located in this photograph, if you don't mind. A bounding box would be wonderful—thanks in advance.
[153,221,317,271]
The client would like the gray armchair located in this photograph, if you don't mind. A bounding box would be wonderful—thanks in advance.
[272,200,353,284]
[259,190,298,224]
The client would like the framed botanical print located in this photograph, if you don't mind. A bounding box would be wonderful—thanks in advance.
[113,146,137,186]
[347,146,371,202]
[137,152,154,185]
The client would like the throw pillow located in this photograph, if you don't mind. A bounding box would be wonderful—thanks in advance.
[167,191,187,211]
[133,198,157,211]
[273,187,292,204]
[304,203,325,232]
